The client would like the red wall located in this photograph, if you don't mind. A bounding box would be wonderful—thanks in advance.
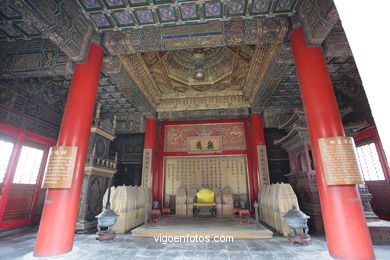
[354,126,390,220]
[152,119,257,210]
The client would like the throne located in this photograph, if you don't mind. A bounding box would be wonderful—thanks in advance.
[193,188,217,217]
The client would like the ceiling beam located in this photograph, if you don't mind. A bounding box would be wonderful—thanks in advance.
[103,17,288,55]
[8,0,96,62]
[0,38,73,79]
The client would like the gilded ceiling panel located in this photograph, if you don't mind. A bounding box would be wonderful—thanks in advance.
[118,54,161,107]
[119,43,278,113]
[243,43,278,103]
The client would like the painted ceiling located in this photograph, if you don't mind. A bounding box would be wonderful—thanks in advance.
[118,44,278,113]
[76,0,297,32]
[0,0,371,135]
[261,55,372,128]
[265,55,356,106]
[0,4,41,41]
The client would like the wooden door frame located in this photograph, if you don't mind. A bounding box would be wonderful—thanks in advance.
[0,121,56,228]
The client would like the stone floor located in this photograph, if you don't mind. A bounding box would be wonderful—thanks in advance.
[0,226,389,260]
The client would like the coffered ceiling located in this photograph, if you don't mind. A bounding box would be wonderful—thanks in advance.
[0,4,41,41]
[76,0,297,31]
[118,43,278,113]
[262,55,373,128]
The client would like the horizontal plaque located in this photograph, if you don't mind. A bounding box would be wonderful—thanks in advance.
[187,136,222,153]
[318,136,363,185]
[42,146,78,189]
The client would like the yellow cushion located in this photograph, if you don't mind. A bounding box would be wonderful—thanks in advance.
[193,202,216,206]
[196,188,214,204]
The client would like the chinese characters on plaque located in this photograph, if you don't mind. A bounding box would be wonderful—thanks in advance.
[257,145,270,185]
[164,123,246,152]
[318,136,364,185]
[187,136,222,153]
[141,148,152,188]
[164,156,248,202]
[42,146,78,189]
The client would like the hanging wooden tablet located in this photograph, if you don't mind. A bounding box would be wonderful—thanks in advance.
[42,146,78,189]
[318,137,364,185]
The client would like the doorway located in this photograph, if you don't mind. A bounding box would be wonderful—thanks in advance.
[0,123,55,228]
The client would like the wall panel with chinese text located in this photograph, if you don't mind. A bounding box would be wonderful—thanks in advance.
[163,155,249,204]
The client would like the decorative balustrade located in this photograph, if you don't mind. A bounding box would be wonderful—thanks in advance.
[86,156,117,169]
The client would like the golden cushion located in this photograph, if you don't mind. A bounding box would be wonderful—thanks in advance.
[196,188,215,204]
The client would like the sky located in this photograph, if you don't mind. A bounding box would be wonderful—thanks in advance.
[334,0,390,163]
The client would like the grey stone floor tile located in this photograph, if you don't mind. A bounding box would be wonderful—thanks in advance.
[167,243,205,251]
[244,240,263,247]
[205,249,229,260]
[121,243,141,250]
[264,243,285,252]
[157,251,193,260]
[84,249,135,260]
[206,243,228,250]
[228,239,246,245]
[247,245,269,252]
[274,252,298,258]
[226,244,248,252]
[228,250,252,260]
[165,244,189,251]
[145,243,170,250]
[136,249,163,257]
[250,252,279,260]
[182,250,207,259]
[134,257,159,260]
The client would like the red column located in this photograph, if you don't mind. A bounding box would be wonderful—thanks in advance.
[34,43,104,257]
[250,114,266,199]
[290,27,374,260]
[144,118,158,200]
